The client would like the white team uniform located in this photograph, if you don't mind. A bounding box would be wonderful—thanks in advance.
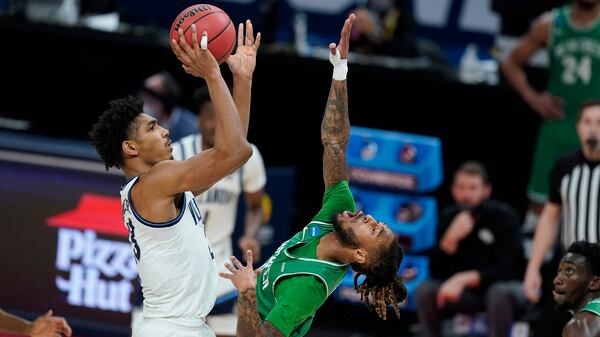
[121,176,217,337]
[172,134,267,297]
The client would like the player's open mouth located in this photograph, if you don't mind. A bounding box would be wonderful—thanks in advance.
[552,289,566,300]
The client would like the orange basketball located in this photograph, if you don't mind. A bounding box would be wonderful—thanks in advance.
[170,4,236,64]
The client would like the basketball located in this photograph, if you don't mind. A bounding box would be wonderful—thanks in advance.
[170,4,236,64]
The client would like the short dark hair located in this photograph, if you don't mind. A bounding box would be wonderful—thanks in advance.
[89,96,143,170]
[579,99,600,120]
[455,160,490,184]
[352,238,407,320]
[567,241,600,276]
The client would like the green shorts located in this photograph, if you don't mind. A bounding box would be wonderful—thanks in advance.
[528,118,579,203]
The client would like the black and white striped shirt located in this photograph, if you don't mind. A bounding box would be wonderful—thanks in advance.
[549,150,600,248]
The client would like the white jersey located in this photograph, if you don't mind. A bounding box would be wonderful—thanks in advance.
[173,134,266,296]
[121,176,217,329]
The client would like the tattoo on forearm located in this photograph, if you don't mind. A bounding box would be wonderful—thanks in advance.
[321,80,349,187]
[263,322,286,337]
[237,290,261,337]
[236,290,285,337]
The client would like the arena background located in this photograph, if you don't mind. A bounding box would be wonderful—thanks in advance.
[0,0,560,336]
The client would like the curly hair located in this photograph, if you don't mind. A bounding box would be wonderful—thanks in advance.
[89,96,143,170]
[352,238,407,320]
[567,241,600,276]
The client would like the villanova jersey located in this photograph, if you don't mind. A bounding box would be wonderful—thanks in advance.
[549,5,600,118]
[172,134,266,297]
[121,176,217,323]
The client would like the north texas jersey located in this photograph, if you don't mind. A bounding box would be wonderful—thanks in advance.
[548,5,600,118]
[172,134,266,246]
[121,176,217,322]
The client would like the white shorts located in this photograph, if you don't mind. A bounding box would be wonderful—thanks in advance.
[133,317,215,337]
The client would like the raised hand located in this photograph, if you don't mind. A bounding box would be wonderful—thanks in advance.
[171,24,220,80]
[227,19,261,80]
[329,13,356,58]
[30,310,72,337]
[219,250,261,293]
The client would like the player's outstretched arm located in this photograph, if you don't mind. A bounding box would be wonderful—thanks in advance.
[322,14,355,189]
[153,26,252,195]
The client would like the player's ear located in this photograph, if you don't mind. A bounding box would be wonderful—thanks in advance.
[353,248,367,264]
[122,140,138,157]
[589,276,600,292]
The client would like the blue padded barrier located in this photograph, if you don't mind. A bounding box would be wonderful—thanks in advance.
[347,127,443,193]
[351,186,437,252]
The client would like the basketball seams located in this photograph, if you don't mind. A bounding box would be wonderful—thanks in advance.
[208,19,232,44]
[180,10,223,35]
[216,27,236,64]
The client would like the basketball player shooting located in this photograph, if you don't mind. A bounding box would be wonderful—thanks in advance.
[88,21,260,337]
[220,14,407,337]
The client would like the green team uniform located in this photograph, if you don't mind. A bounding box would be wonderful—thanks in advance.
[529,5,600,202]
[256,181,355,337]
[580,297,600,317]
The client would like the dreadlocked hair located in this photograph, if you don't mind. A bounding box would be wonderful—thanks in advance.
[89,96,143,170]
[352,238,407,320]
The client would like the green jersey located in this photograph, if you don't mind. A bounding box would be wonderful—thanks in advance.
[256,181,355,337]
[580,297,600,317]
[548,5,600,118]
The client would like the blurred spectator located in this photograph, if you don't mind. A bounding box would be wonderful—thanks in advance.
[524,100,600,337]
[415,161,526,337]
[153,85,266,336]
[349,0,417,57]
[138,71,198,142]
[501,0,600,243]
[0,308,72,337]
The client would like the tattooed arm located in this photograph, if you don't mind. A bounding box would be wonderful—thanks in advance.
[321,80,349,189]
[322,14,355,189]
[220,252,286,337]
[237,290,284,337]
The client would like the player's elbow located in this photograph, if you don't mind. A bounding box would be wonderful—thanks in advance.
[231,141,253,167]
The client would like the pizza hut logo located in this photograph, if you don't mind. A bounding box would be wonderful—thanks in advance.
[47,194,137,313]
